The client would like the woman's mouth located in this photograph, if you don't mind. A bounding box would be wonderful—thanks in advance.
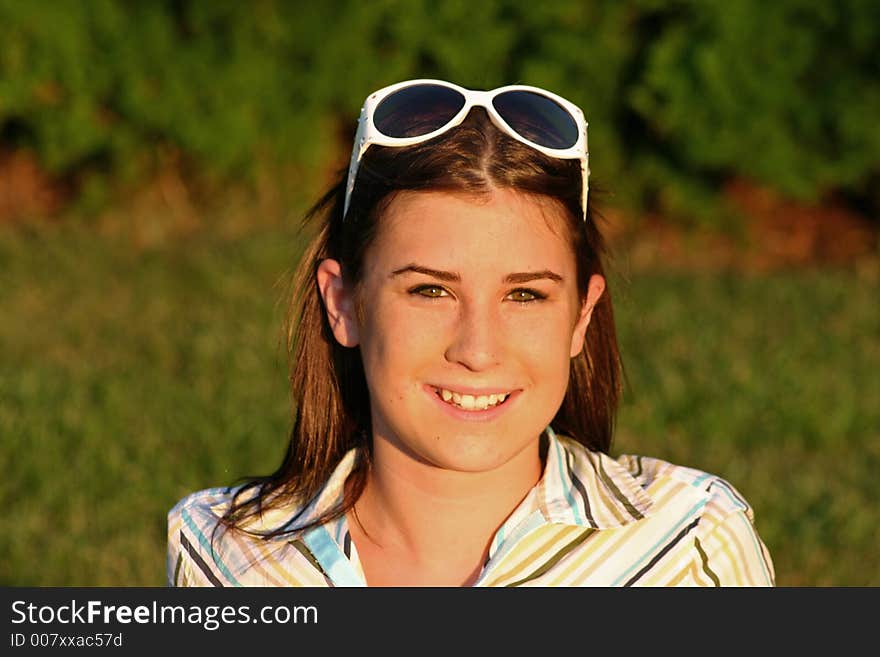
[433,387,512,411]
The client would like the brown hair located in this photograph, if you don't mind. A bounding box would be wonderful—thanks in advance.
[219,109,622,539]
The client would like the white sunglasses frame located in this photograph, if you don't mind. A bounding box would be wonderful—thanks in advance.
[343,79,590,221]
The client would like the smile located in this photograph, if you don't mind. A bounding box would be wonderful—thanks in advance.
[433,387,512,411]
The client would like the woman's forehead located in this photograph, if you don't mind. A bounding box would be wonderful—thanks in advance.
[370,188,575,269]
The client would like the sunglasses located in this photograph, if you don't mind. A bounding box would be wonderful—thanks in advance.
[343,79,589,221]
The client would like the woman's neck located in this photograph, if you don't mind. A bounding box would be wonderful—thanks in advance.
[347,437,543,586]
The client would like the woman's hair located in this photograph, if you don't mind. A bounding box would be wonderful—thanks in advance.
[218,108,623,539]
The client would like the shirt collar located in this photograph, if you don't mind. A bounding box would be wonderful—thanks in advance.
[482,427,656,564]
[230,426,655,540]
[531,426,654,529]
[229,448,359,541]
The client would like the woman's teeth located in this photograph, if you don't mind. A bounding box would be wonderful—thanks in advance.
[436,388,510,411]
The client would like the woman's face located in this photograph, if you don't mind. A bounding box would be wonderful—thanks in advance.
[323,188,603,477]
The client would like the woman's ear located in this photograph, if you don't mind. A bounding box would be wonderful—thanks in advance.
[316,259,360,347]
[569,274,605,358]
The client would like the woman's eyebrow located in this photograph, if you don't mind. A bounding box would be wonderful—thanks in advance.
[505,270,563,284]
[389,265,563,284]
[390,264,460,282]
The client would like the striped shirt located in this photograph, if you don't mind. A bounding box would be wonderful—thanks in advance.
[167,428,775,586]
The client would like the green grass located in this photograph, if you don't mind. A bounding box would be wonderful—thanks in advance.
[1,223,877,586]
[609,262,880,586]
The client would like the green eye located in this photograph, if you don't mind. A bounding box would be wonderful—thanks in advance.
[508,289,540,302]
[414,285,447,298]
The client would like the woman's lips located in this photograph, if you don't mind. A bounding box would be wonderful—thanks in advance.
[423,384,518,421]
[436,386,510,410]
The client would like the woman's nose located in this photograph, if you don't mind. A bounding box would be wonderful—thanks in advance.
[444,302,502,371]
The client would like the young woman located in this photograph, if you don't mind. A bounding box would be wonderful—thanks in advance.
[167,80,775,587]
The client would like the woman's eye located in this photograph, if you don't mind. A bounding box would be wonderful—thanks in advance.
[412,285,448,298]
[508,289,543,302]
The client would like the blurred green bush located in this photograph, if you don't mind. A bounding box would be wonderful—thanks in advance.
[1,0,878,224]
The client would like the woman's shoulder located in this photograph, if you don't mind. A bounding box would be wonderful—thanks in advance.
[168,486,239,531]
[612,452,775,585]
[614,452,757,520]
[168,486,240,518]
[168,484,308,538]
[554,434,757,520]
[166,486,238,586]
[166,487,245,570]
[166,484,322,587]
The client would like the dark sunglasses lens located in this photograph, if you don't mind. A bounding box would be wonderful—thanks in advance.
[374,85,466,138]
[493,91,579,149]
